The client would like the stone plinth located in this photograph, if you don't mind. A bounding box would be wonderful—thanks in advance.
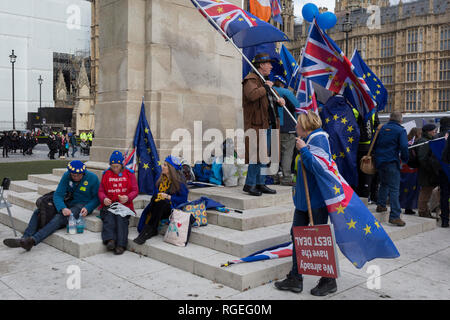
[88,0,243,167]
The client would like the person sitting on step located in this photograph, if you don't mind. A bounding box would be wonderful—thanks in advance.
[98,150,139,255]
[3,160,100,251]
[133,155,188,245]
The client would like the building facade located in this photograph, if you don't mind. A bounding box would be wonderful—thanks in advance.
[289,0,450,113]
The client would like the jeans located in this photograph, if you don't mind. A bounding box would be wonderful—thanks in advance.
[245,164,265,186]
[71,145,77,157]
[290,207,329,279]
[23,204,84,245]
[376,162,401,219]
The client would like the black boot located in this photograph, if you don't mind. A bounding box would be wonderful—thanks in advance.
[243,185,262,196]
[404,209,416,215]
[257,185,277,194]
[133,225,157,245]
[310,277,337,296]
[274,273,303,293]
[3,238,34,251]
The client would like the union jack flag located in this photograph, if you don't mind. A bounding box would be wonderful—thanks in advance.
[123,148,137,172]
[299,19,376,120]
[296,75,318,114]
[192,0,257,38]
[191,0,288,48]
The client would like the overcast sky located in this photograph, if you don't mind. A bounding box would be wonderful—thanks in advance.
[293,0,416,21]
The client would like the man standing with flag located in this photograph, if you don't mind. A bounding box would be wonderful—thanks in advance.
[242,53,285,196]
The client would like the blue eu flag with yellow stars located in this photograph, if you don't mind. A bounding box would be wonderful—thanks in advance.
[305,138,400,268]
[321,95,360,188]
[350,49,388,112]
[133,101,162,195]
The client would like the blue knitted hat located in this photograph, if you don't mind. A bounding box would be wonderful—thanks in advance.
[109,150,124,165]
[274,75,287,86]
[67,160,86,174]
[165,155,182,170]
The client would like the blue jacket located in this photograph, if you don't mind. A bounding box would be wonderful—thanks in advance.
[373,120,409,169]
[274,86,299,133]
[294,128,330,211]
[53,170,100,213]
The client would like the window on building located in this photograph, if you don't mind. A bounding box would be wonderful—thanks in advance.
[418,61,422,81]
[438,89,450,111]
[418,29,423,52]
[405,90,422,111]
[407,29,418,53]
[384,91,394,112]
[354,37,367,59]
[441,25,450,51]
[380,65,393,84]
[440,59,450,81]
[380,35,394,58]
[406,62,417,82]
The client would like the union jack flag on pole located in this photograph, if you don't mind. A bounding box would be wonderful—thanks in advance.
[299,19,376,120]
[190,0,288,48]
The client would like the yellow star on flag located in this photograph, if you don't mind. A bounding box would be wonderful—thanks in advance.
[348,136,354,143]
[341,117,348,124]
[144,127,149,134]
[333,114,339,121]
[374,221,381,229]
[332,154,337,160]
[336,204,345,214]
[333,185,341,194]
[346,146,350,153]
[377,84,381,88]
[404,188,409,193]
[376,90,380,95]
[339,152,345,158]
[364,224,372,235]
[279,60,283,65]
[142,163,149,170]
[328,74,334,80]
[157,161,161,166]
[291,62,296,67]
[238,18,244,21]
[373,78,377,82]
[217,7,223,13]
[367,72,371,77]
[325,117,330,124]
[347,219,357,229]
[347,125,354,133]
[363,74,366,79]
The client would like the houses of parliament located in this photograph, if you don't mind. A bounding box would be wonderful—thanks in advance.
[244,0,450,113]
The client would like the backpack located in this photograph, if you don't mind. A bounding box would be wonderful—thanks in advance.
[35,192,58,230]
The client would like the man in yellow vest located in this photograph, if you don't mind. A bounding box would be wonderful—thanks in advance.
[87,131,93,147]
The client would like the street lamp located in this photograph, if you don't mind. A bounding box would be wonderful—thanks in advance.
[9,50,17,130]
[342,12,353,57]
[38,75,43,109]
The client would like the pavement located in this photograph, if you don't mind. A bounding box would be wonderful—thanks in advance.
[0,144,89,163]
[1,221,449,300]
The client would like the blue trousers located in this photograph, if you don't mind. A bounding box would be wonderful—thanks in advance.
[376,162,401,219]
[100,207,130,248]
[23,203,84,245]
[245,129,273,186]
[290,207,329,279]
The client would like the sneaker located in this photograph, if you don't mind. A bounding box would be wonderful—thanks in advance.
[389,218,406,227]
[310,277,337,296]
[274,273,303,293]
[376,206,387,213]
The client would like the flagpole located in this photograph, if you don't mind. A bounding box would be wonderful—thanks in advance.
[408,136,445,149]
[191,0,297,124]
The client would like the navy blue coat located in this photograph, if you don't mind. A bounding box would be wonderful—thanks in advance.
[373,121,409,170]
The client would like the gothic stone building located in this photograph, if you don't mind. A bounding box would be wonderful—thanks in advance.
[289,0,450,113]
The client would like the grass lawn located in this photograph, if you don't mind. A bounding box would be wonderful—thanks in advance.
[0,160,73,181]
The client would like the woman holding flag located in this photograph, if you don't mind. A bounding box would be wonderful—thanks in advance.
[275,110,337,296]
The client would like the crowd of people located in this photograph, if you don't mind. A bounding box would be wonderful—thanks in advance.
[0,131,39,158]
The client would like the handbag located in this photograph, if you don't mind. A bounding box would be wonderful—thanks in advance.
[360,124,383,175]
[163,209,195,247]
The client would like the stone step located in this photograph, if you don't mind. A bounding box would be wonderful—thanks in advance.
[52,168,67,177]
[27,174,62,186]
[188,185,293,210]
[9,180,39,193]
[0,203,438,291]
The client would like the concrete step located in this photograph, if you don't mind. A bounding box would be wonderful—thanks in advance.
[27,174,62,186]
[0,202,438,291]
[188,185,293,210]
[9,180,39,193]
[52,168,67,177]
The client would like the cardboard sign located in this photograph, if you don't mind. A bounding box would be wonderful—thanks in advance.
[292,224,340,279]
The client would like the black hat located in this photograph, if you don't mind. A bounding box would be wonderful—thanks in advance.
[252,53,275,65]
[422,123,436,132]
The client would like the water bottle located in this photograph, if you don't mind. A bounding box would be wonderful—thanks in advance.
[76,216,85,234]
[67,213,76,235]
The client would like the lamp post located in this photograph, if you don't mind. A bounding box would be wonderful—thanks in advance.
[9,50,17,130]
[38,75,43,109]
[342,12,353,57]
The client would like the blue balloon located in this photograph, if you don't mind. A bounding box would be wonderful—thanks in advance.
[302,3,319,23]
[317,12,337,30]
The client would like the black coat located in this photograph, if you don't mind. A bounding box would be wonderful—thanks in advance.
[416,133,440,187]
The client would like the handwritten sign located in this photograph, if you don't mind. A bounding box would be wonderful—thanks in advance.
[292,224,339,278]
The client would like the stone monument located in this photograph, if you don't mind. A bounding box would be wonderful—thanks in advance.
[86,0,243,171]
[72,59,95,134]
[55,69,68,108]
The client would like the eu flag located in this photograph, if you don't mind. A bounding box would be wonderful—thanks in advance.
[279,44,299,89]
[399,164,420,209]
[321,95,360,188]
[133,102,162,195]
[304,136,400,268]
[350,49,388,112]
[429,138,450,182]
